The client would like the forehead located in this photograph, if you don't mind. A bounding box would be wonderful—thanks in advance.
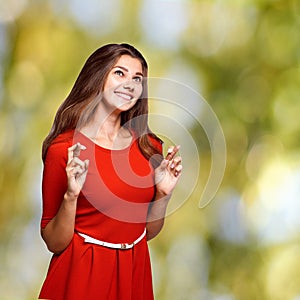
[113,55,143,73]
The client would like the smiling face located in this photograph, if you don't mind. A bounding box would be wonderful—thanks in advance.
[102,55,144,113]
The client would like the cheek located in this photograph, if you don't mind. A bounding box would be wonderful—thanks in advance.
[135,84,143,98]
[103,75,121,92]
[103,81,111,93]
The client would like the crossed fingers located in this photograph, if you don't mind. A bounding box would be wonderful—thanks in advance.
[67,143,88,177]
[165,145,182,177]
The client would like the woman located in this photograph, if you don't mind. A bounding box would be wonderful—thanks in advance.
[39,43,182,300]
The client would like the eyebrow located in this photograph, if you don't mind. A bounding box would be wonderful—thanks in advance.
[113,66,143,77]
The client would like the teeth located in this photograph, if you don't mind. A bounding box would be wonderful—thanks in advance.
[116,92,132,100]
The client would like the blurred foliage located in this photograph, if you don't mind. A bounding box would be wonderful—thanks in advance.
[0,0,299,299]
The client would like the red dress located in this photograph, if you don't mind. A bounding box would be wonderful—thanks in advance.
[39,130,162,300]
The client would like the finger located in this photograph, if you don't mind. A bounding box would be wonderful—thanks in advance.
[66,157,86,179]
[84,159,89,171]
[74,143,86,158]
[165,145,180,161]
[67,144,77,163]
[73,160,89,179]
[70,157,86,169]
[170,156,182,169]
[67,162,84,175]
[174,165,183,177]
[174,164,183,173]
[165,146,174,160]
[73,158,89,171]
[67,143,86,163]
[159,159,169,170]
[73,165,84,176]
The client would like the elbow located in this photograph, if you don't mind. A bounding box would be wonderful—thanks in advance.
[46,243,66,255]
[41,229,70,255]
[45,240,69,255]
[146,227,163,241]
[146,231,157,241]
[146,219,165,241]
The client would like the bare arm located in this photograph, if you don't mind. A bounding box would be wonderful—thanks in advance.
[145,193,171,241]
[41,192,77,254]
[146,145,182,241]
[41,143,89,254]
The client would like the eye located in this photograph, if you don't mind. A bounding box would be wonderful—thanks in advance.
[114,70,124,77]
[133,76,143,83]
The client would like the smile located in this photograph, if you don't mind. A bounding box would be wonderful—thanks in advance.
[114,91,133,100]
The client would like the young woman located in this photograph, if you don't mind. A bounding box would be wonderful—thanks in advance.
[39,43,182,300]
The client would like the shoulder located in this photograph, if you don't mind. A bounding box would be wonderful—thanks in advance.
[45,130,74,163]
[131,130,163,152]
[52,129,75,144]
[147,132,163,153]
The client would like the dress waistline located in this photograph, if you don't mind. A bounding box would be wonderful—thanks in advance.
[77,228,147,250]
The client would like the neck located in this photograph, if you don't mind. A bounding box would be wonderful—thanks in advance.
[80,102,126,141]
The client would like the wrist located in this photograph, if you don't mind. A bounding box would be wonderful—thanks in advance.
[155,189,172,199]
[64,191,78,202]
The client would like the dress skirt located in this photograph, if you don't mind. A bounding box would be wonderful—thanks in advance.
[39,232,154,300]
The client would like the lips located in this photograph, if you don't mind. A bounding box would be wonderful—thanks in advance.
[114,91,133,101]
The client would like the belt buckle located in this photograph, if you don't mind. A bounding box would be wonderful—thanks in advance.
[121,243,127,249]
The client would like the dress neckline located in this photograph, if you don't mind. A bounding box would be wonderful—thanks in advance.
[74,130,135,153]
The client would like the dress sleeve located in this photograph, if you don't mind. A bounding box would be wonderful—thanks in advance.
[147,134,163,169]
[41,142,68,228]
[156,139,163,154]
[149,133,163,154]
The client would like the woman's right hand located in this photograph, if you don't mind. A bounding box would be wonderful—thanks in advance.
[65,143,89,198]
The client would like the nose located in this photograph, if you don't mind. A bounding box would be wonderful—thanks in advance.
[123,80,135,92]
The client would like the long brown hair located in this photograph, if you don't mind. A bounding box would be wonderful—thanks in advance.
[42,43,162,166]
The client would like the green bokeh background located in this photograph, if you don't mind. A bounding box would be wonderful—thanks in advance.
[0,0,300,299]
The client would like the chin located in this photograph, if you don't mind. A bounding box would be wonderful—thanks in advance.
[116,100,138,112]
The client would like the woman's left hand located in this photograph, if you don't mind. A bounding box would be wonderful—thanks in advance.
[154,145,182,197]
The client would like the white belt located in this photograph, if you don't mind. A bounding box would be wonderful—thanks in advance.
[77,228,146,250]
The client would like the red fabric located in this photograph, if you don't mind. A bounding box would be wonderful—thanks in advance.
[39,130,162,300]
